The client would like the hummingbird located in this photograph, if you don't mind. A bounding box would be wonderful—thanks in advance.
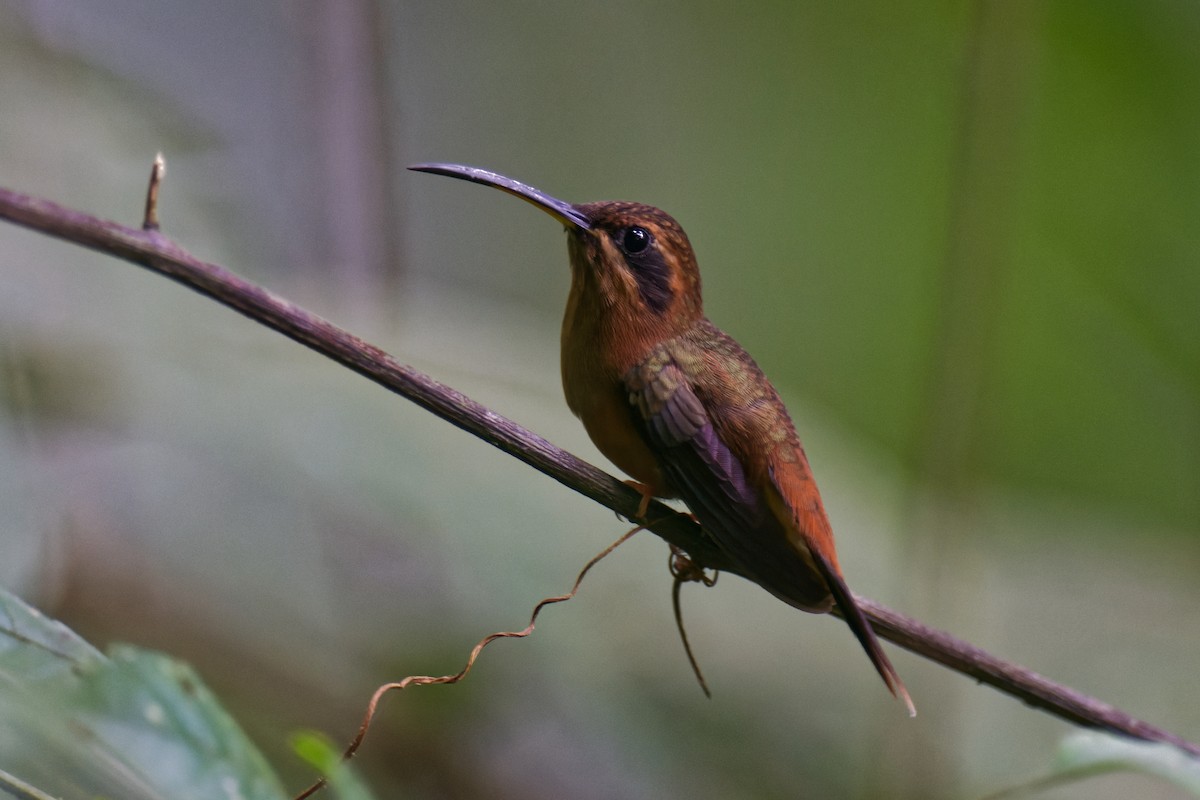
[410,163,913,713]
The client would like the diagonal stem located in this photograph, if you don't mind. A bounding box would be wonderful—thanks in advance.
[0,178,1196,758]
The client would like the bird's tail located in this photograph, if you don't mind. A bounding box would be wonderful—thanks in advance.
[812,550,915,717]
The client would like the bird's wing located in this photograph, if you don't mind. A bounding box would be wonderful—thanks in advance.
[624,335,913,710]
[623,346,834,612]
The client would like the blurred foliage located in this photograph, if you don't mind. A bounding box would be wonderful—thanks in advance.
[0,1,1198,799]
[291,731,375,800]
[985,732,1200,799]
[0,588,288,800]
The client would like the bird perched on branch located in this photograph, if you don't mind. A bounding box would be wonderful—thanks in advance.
[411,163,913,714]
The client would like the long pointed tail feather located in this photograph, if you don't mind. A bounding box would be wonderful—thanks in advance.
[812,550,915,717]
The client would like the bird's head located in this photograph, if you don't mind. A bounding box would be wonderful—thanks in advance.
[410,164,704,332]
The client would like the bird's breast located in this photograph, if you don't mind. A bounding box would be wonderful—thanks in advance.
[560,295,672,497]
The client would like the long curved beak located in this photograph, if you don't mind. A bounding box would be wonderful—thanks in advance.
[409,163,591,231]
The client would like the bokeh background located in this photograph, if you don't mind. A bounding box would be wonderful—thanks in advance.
[1,1,1198,798]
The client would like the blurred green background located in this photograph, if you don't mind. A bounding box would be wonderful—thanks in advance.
[0,1,1197,798]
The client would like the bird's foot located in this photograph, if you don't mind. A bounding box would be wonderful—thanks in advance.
[668,545,718,587]
[622,480,655,519]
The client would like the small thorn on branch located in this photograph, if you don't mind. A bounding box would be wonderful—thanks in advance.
[143,153,165,231]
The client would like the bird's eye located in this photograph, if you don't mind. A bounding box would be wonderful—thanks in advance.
[620,226,652,255]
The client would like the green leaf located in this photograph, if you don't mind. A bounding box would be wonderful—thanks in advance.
[290,730,377,800]
[0,586,289,800]
[981,731,1200,799]
[1052,731,1200,794]
[0,586,105,682]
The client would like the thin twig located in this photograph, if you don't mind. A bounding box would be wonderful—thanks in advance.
[293,526,643,800]
[0,172,1196,758]
[668,545,717,699]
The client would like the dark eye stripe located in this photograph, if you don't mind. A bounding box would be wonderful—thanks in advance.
[613,228,672,314]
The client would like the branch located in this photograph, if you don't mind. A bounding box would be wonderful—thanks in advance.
[0,170,1196,759]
